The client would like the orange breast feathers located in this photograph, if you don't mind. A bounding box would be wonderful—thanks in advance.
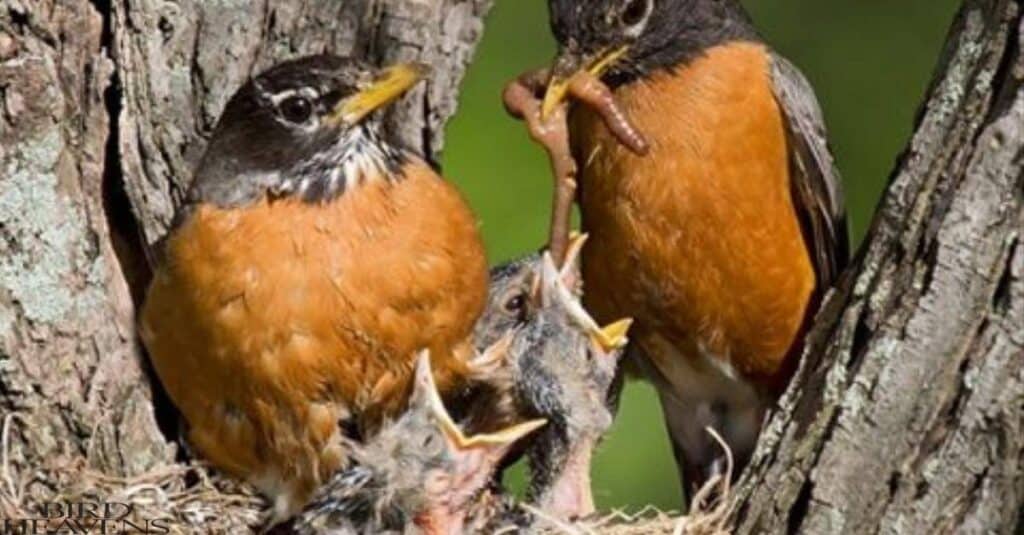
[573,42,816,382]
[140,160,488,504]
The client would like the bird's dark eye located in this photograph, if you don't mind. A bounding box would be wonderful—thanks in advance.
[279,96,313,124]
[621,0,650,27]
[503,292,527,317]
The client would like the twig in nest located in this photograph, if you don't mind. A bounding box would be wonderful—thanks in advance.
[1,413,25,508]
[673,426,734,535]
[503,69,648,267]
[520,502,593,535]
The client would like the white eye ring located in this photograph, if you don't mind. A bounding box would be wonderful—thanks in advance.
[268,86,320,107]
[621,0,654,37]
[268,87,321,131]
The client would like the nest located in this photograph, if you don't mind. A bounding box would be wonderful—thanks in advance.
[1,414,733,535]
[527,428,734,535]
[0,414,260,534]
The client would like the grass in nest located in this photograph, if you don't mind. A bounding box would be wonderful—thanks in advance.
[1,413,262,534]
[2,413,734,534]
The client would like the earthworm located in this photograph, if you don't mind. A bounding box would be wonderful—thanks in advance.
[503,72,578,267]
[502,69,649,266]
[567,71,650,156]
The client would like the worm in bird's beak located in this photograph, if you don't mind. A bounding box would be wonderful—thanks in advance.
[541,46,628,120]
[328,62,429,126]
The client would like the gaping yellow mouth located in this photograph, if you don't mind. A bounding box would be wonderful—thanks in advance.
[539,250,633,352]
[415,351,547,450]
[541,46,629,119]
[329,62,429,125]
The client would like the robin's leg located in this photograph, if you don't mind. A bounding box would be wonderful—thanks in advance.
[657,389,767,505]
[632,342,767,505]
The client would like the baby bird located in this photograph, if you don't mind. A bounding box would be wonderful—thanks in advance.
[474,235,630,522]
[295,352,546,535]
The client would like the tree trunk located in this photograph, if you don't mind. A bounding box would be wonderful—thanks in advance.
[728,0,1023,533]
[0,0,491,525]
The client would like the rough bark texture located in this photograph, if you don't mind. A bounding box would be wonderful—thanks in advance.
[729,1,1024,533]
[0,0,491,518]
[0,0,171,485]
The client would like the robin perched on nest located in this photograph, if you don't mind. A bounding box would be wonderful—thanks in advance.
[473,234,629,521]
[510,0,850,499]
[295,353,545,535]
[140,55,489,520]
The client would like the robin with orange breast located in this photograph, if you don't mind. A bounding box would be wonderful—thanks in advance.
[516,0,850,498]
[140,55,489,521]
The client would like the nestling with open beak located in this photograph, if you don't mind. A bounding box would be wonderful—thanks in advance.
[472,235,631,523]
[295,353,546,535]
[140,55,489,521]
[511,0,850,499]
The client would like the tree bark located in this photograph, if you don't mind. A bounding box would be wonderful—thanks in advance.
[728,1,1023,533]
[0,0,491,522]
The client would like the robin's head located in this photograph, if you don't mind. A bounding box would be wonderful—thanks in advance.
[192,55,427,206]
[542,0,755,115]
[473,257,538,351]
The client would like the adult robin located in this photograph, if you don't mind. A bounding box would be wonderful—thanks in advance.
[528,0,850,498]
[140,55,489,520]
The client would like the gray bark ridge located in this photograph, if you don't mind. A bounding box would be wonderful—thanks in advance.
[0,0,172,484]
[730,1,1024,533]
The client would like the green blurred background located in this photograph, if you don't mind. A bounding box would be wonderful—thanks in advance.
[443,0,961,510]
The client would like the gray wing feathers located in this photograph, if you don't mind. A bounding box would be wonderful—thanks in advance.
[769,52,850,287]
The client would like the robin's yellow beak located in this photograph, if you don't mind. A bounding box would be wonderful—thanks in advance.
[541,46,628,120]
[330,62,428,126]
